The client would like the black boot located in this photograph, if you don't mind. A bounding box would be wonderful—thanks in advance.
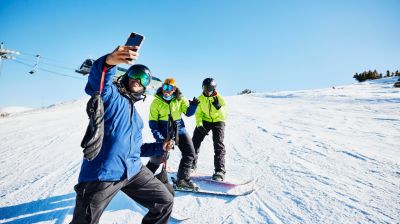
[176,178,198,190]
[146,161,160,174]
[212,171,225,181]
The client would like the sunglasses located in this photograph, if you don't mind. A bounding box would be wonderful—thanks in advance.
[127,69,151,87]
[162,84,175,92]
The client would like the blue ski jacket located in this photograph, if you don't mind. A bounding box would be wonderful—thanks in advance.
[78,55,163,183]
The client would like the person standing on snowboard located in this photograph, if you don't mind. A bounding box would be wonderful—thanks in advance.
[147,78,199,189]
[71,46,174,224]
[192,78,227,181]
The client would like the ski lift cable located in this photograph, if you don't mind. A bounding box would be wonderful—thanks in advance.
[38,67,86,80]
[40,60,76,71]
[12,59,33,67]
[17,57,87,80]
[17,57,76,71]
[15,59,86,80]
[19,51,81,68]
[19,51,64,62]
[29,54,41,74]
[14,58,83,78]
[12,59,86,80]
[18,53,77,71]
[0,60,3,77]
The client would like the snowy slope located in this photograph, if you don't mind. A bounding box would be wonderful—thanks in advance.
[0,107,32,117]
[0,78,399,224]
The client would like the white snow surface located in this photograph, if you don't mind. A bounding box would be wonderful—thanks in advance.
[0,106,32,115]
[0,77,399,224]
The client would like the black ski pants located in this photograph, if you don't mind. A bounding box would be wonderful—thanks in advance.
[147,133,195,180]
[192,121,225,173]
[70,165,173,224]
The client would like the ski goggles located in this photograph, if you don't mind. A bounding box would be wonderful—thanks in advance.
[127,69,151,87]
[162,84,175,92]
[202,85,215,94]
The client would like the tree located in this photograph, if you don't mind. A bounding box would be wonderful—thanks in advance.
[239,89,254,95]
[353,70,381,82]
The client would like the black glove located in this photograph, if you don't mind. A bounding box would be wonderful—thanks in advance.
[189,97,200,106]
[212,96,221,110]
[197,126,208,136]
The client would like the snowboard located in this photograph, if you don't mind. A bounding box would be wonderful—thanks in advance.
[189,174,254,186]
[169,173,255,197]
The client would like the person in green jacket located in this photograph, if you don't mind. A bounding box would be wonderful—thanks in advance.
[192,78,227,181]
[147,78,199,189]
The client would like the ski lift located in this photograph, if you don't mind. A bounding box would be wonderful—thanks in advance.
[75,59,94,75]
[29,54,41,74]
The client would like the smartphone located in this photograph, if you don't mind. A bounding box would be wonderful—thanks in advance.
[125,32,145,50]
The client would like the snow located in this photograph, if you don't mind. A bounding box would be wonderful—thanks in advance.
[0,106,32,116]
[0,78,399,224]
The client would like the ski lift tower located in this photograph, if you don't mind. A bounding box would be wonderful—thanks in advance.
[0,42,20,76]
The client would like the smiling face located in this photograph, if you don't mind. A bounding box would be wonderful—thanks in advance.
[127,78,144,93]
[162,88,175,97]
[162,83,176,97]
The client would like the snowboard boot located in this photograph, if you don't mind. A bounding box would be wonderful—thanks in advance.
[212,171,225,181]
[176,178,198,190]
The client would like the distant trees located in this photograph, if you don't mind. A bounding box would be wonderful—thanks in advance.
[238,89,255,95]
[354,69,399,82]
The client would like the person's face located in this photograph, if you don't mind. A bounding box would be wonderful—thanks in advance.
[127,78,144,93]
[202,85,215,97]
[162,84,175,97]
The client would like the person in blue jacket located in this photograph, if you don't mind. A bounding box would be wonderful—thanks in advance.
[71,46,174,224]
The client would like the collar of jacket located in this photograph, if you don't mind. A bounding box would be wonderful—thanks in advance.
[155,93,175,104]
[203,90,218,97]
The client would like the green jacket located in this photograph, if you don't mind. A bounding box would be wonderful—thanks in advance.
[149,92,197,141]
[195,93,227,127]
[149,94,191,122]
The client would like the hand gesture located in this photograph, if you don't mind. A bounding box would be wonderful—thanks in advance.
[189,97,200,106]
[163,139,175,152]
[212,96,221,110]
[105,46,140,66]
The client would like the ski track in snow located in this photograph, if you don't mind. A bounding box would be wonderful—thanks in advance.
[0,78,399,223]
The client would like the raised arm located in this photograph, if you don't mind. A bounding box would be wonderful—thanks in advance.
[85,46,139,100]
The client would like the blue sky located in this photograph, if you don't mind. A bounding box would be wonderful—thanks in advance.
[0,0,399,108]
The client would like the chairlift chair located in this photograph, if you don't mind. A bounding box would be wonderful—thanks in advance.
[29,54,41,74]
[75,59,94,75]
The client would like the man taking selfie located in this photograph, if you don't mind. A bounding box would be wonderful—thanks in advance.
[71,45,174,224]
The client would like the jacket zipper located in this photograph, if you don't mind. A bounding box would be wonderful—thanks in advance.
[128,101,134,158]
[168,103,172,135]
[208,97,214,123]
